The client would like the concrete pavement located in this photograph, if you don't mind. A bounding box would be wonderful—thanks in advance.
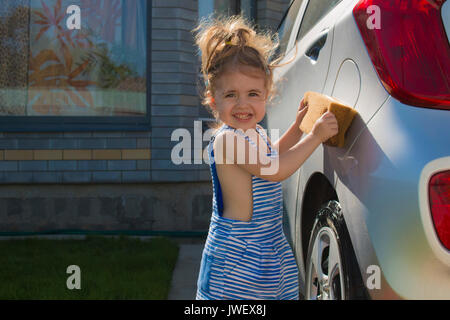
[168,239,205,300]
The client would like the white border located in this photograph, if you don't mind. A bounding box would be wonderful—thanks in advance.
[418,156,450,267]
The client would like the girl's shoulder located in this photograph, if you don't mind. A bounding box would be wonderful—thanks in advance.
[212,127,254,164]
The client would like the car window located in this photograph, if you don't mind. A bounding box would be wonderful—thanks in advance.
[277,0,304,54]
[296,0,342,41]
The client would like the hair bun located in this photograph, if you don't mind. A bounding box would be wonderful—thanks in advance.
[193,14,290,115]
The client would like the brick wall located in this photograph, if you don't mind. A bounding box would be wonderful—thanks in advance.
[0,183,212,232]
[0,0,208,185]
[151,0,211,182]
[0,132,152,184]
[0,0,290,233]
[0,0,290,186]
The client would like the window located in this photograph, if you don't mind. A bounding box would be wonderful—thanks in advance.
[296,0,342,42]
[198,0,256,22]
[277,0,304,54]
[0,0,150,131]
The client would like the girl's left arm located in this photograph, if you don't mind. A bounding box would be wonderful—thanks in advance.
[272,99,308,155]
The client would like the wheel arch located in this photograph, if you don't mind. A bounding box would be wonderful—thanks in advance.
[300,172,338,266]
[300,172,371,299]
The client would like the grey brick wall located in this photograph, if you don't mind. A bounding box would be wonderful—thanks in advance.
[151,0,211,183]
[0,0,209,186]
[0,131,153,184]
[0,0,289,233]
[0,0,289,186]
[0,183,212,232]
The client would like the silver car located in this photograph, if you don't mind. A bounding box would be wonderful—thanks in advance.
[266,0,450,299]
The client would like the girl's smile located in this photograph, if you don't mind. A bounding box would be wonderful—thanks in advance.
[233,112,253,122]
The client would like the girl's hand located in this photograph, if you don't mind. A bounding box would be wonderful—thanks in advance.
[295,98,308,132]
[311,111,339,143]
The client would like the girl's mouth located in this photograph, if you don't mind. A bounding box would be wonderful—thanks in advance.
[233,113,253,122]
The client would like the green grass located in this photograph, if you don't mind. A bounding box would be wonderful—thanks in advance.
[0,236,179,300]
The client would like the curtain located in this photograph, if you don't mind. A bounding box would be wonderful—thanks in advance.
[0,0,30,115]
[0,0,147,117]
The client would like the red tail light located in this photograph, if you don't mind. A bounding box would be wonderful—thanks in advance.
[429,170,450,250]
[353,0,450,110]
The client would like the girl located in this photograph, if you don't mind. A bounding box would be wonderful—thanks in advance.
[193,15,338,300]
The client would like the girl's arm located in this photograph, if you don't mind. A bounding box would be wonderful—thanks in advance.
[214,129,322,183]
[214,110,337,183]
[272,99,308,155]
[271,121,304,155]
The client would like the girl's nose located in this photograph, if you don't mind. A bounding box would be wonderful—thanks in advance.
[235,97,243,106]
[234,95,249,106]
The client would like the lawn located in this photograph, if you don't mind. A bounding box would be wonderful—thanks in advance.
[0,235,179,300]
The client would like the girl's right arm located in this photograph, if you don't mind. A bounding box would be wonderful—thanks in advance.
[214,111,338,182]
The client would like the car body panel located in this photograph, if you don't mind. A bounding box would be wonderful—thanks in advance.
[339,95,450,299]
[294,0,390,290]
[330,59,360,107]
[302,0,389,297]
[269,0,450,299]
[268,0,351,263]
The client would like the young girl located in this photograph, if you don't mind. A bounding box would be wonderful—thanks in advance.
[193,15,338,300]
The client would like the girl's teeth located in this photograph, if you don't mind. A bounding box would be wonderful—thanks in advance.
[235,114,251,119]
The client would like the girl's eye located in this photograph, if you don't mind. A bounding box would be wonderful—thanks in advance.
[249,92,259,97]
[225,93,236,98]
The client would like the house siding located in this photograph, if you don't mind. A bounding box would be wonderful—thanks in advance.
[0,0,290,233]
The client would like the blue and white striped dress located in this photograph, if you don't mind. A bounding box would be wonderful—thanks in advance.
[196,124,299,300]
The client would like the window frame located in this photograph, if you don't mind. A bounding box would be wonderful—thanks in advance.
[295,0,343,42]
[0,1,152,132]
[276,0,308,56]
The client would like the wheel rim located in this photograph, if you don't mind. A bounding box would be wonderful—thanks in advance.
[306,227,345,300]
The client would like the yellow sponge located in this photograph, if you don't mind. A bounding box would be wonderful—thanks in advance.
[299,91,357,148]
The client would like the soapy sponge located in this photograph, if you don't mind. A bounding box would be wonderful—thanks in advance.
[299,91,358,148]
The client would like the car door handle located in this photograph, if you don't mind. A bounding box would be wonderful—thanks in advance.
[305,28,329,62]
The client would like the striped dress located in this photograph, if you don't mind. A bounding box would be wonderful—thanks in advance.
[196,124,299,300]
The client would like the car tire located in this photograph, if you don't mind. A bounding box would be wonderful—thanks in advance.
[305,200,368,300]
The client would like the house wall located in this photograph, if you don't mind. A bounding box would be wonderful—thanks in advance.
[0,0,290,234]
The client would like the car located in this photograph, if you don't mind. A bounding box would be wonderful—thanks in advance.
[266,0,450,300]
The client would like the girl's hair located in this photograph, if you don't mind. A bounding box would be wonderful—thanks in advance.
[192,15,285,129]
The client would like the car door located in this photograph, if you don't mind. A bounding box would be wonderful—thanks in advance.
[266,0,349,249]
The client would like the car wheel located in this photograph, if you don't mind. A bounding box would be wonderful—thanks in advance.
[305,200,367,300]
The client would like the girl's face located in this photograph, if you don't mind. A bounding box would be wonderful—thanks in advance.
[211,66,267,131]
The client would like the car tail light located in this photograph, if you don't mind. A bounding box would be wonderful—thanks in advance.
[353,0,450,110]
[428,170,450,250]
